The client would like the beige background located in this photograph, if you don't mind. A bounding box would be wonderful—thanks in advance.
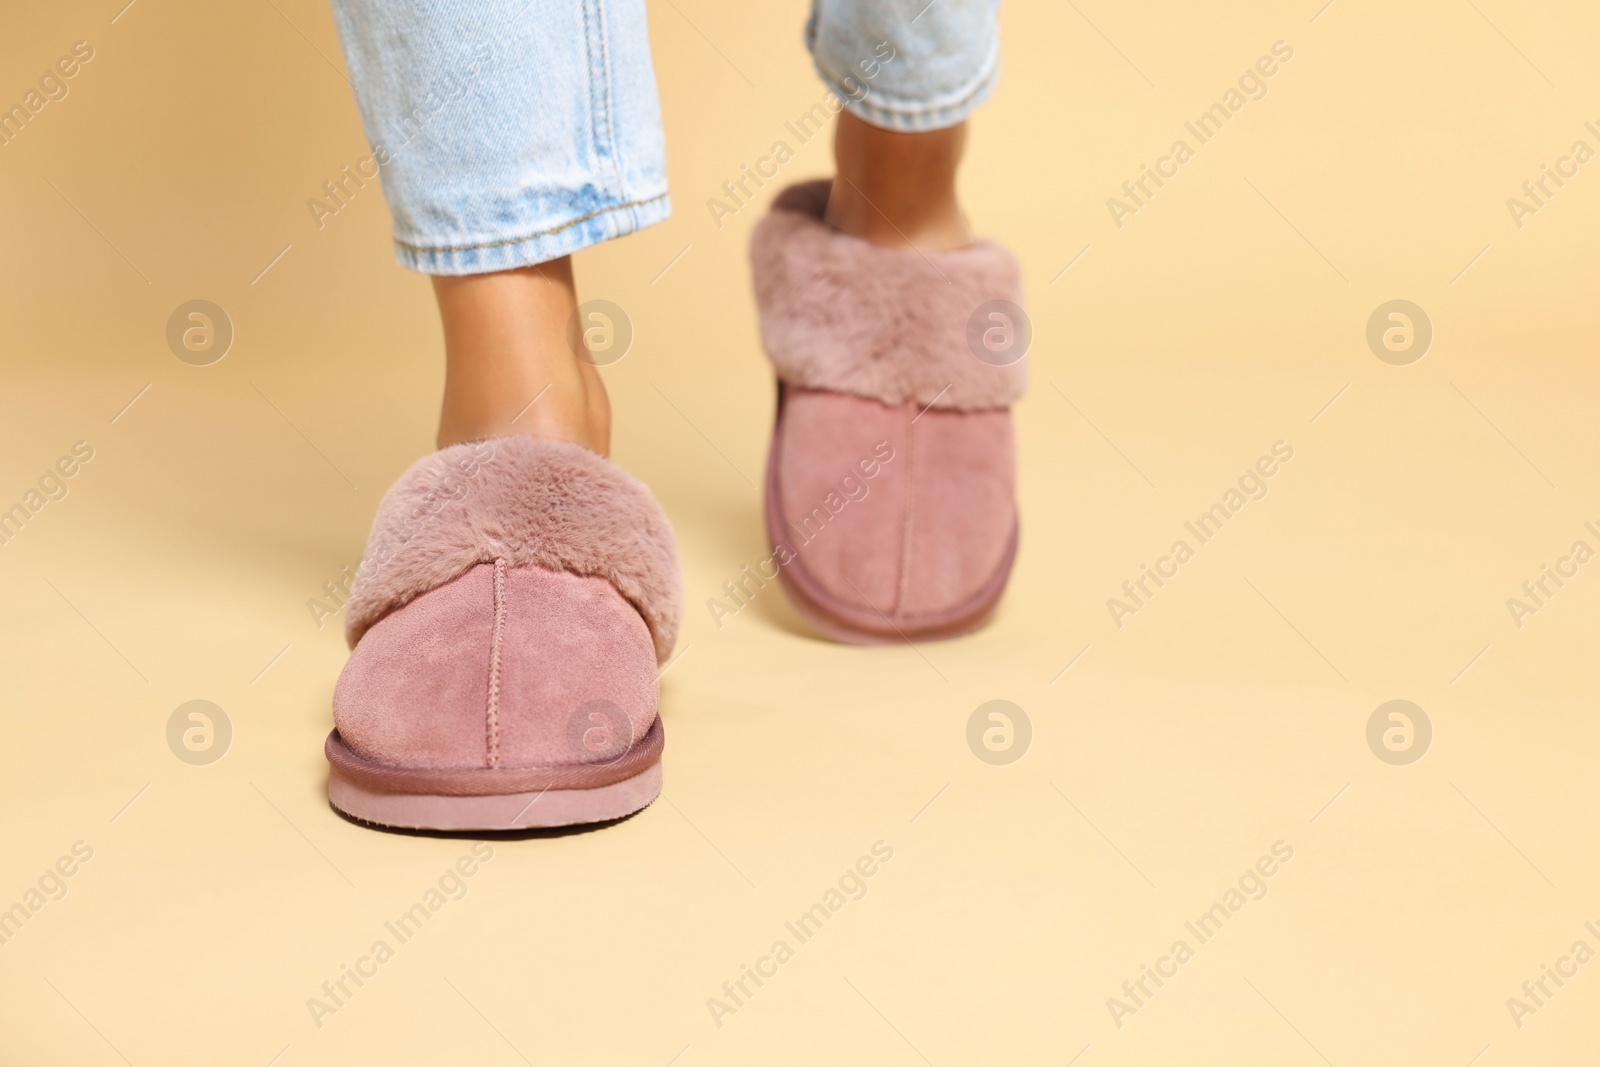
[3,0,1599,1063]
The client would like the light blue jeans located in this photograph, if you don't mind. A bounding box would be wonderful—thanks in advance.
[330,0,1000,274]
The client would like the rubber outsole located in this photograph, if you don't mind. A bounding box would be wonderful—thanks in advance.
[324,716,665,831]
[327,760,662,831]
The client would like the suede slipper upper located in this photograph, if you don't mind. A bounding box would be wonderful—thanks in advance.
[751,180,1025,642]
[327,436,679,830]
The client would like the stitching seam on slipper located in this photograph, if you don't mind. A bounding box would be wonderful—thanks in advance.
[485,559,508,767]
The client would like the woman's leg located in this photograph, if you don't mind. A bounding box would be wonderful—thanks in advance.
[329,0,669,454]
[324,0,683,832]
[750,0,1021,642]
[825,111,970,251]
[808,0,1001,249]
[431,259,610,451]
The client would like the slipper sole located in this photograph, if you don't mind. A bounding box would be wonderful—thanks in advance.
[324,716,664,831]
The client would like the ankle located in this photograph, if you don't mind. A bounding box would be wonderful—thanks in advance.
[435,366,605,452]
[823,177,970,250]
[824,110,972,251]
[431,260,612,454]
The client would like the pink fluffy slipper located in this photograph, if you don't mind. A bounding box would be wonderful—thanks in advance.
[326,437,680,831]
[751,180,1027,643]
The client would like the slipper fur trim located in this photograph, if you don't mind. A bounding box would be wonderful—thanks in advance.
[750,179,1027,411]
[345,437,681,663]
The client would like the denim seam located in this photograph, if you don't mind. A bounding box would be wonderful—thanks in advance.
[579,0,623,203]
[393,192,670,254]
[579,0,598,181]
[593,0,626,199]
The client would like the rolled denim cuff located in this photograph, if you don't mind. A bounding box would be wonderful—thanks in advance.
[805,0,1001,132]
[812,52,999,132]
[393,192,672,275]
[332,0,671,276]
